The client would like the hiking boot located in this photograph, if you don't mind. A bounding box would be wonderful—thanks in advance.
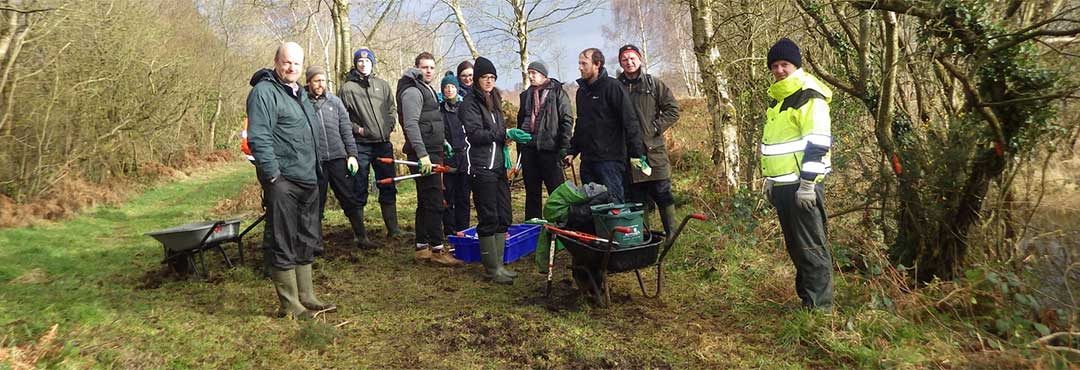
[414,245,432,262]
[348,210,381,250]
[480,236,513,285]
[494,233,518,278]
[270,268,314,320]
[381,203,415,240]
[295,264,336,313]
[429,247,464,267]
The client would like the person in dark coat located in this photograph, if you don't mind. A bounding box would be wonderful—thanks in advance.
[515,61,573,220]
[563,48,646,202]
[440,72,471,234]
[397,52,464,267]
[246,42,335,320]
[456,60,474,98]
[616,45,681,234]
[460,57,518,285]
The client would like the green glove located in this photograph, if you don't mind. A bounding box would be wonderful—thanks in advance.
[419,156,433,175]
[507,128,532,143]
[443,141,453,159]
[630,155,652,176]
[346,156,359,176]
[503,146,511,169]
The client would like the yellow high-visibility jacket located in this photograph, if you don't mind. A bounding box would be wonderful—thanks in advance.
[761,69,833,184]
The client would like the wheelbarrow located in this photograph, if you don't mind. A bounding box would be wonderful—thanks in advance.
[552,213,707,307]
[144,217,262,278]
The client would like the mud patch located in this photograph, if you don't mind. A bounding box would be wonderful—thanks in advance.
[9,268,50,285]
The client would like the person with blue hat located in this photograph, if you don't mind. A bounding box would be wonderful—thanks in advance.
[438,72,471,235]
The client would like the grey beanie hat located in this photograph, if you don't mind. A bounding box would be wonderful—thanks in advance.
[527,61,549,77]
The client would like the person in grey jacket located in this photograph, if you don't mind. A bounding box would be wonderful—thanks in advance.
[397,52,463,267]
[246,42,335,320]
[305,66,378,250]
[338,48,410,240]
[616,44,681,235]
[515,61,573,220]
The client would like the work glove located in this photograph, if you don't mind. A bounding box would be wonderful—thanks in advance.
[630,155,652,176]
[762,178,774,200]
[796,179,817,210]
[443,141,453,159]
[503,146,512,169]
[506,128,533,144]
[419,156,433,175]
[346,156,359,176]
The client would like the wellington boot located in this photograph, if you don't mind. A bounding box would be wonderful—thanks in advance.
[493,233,518,278]
[270,269,314,320]
[380,203,415,240]
[659,204,677,236]
[348,210,381,250]
[430,247,464,267]
[480,236,513,285]
[296,264,336,312]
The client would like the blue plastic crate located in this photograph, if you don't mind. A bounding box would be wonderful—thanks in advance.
[449,224,541,263]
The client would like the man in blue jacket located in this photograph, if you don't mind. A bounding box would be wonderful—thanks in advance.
[246,42,335,319]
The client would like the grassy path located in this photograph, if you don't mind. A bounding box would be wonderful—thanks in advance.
[1,161,970,368]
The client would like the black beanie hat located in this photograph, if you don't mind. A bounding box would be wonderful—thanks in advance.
[767,38,802,68]
[474,56,497,80]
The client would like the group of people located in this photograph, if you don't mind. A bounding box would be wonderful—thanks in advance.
[245,36,834,319]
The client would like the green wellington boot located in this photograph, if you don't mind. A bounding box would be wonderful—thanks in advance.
[659,204,677,236]
[479,236,513,285]
[348,209,381,250]
[494,232,518,278]
[296,264,337,313]
[270,269,314,320]
[380,202,414,240]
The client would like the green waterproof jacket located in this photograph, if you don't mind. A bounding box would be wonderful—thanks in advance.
[245,69,322,185]
[617,72,680,183]
[338,69,397,144]
[761,69,833,184]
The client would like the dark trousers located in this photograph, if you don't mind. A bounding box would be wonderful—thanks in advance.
[768,182,833,309]
[318,158,363,217]
[521,146,565,219]
[442,172,471,234]
[628,179,675,208]
[580,160,627,203]
[262,177,320,270]
[355,142,398,206]
[470,168,511,237]
[408,152,446,246]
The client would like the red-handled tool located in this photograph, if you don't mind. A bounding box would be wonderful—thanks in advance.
[507,152,522,181]
[376,157,457,173]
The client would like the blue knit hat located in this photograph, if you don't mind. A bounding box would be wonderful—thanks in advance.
[440,71,459,89]
[354,48,376,65]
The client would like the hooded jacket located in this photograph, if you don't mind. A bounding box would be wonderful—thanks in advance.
[245,68,322,185]
[441,99,467,170]
[338,69,396,144]
[569,67,645,162]
[310,91,358,162]
[617,72,680,182]
[516,78,573,152]
[396,68,444,158]
[460,90,507,174]
[761,68,833,184]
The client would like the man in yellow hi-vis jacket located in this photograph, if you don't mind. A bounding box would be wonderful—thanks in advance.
[761,38,833,310]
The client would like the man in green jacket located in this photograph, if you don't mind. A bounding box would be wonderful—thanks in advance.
[761,38,833,310]
[616,44,680,235]
[338,48,411,240]
[246,42,336,319]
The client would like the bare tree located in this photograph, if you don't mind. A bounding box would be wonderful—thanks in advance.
[441,0,480,59]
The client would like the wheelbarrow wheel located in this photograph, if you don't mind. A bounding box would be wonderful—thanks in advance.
[571,267,607,306]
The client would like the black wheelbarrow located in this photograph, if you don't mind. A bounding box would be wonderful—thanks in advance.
[550,213,707,307]
[144,216,263,278]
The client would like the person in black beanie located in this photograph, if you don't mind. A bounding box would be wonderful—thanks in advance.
[761,37,835,310]
[515,60,573,220]
[461,56,518,284]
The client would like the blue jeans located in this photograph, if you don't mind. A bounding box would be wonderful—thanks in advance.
[580,160,626,203]
[354,142,398,206]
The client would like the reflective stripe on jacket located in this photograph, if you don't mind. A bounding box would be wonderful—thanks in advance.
[761,69,833,184]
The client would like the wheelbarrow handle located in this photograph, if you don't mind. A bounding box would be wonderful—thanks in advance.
[657,213,707,263]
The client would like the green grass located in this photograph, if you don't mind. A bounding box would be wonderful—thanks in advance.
[0,161,1042,368]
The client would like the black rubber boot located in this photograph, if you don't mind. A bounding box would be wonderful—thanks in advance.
[659,204,677,236]
[296,264,336,313]
[380,202,414,240]
[348,209,381,250]
[270,269,313,320]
